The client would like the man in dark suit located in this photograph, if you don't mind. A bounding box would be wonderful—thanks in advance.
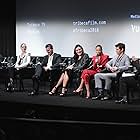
[29,44,62,95]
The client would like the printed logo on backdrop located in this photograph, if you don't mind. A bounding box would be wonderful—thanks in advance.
[72,19,107,33]
[130,14,140,33]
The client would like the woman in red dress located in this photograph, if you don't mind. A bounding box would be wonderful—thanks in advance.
[74,45,109,98]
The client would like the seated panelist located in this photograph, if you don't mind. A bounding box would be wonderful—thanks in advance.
[92,43,131,101]
[74,45,109,99]
[49,44,90,96]
[28,44,62,96]
[6,43,31,91]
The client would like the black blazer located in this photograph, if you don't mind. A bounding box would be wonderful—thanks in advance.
[41,53,62,70]
[72,53,90,71]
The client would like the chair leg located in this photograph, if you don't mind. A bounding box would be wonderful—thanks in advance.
[126,88,130,104]
[111,81,119,100]
[19,79,24,91]
[130,89,134,98]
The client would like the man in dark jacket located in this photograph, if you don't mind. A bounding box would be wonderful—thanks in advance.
[29,44,62,95]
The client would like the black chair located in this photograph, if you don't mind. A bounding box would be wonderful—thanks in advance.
[126,75,140,103]
[14,67,35,91]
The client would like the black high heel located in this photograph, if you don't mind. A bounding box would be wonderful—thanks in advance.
[60,87,67,97]
[6,78,14,92]
[49,86,57,95]
[73,89,83,96]
[6,83,14,92]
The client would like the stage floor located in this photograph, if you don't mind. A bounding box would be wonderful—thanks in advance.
[1,89,140,112]
[0,90,140,111]
[1,79,140,111]
[0,76,140,139]
[1,90,140,140]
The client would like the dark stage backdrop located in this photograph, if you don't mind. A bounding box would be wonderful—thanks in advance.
[0,0,15,57]
[16,0,140,57]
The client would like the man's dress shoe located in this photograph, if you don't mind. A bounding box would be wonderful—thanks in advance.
[28,91,38,96]
[92,93,104,100]
[115,98,128,104]
[101,95,112,101]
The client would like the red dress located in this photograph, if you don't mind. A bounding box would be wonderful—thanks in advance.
[81,53,109,84]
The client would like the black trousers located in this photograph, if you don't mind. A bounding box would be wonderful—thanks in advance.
[7,67,15,80]
[33,64,61,92]
[119,76,138,97]
[7,67,25,82]
[6,67,29,90]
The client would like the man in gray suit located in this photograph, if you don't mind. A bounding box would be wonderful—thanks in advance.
[92,43,130,100]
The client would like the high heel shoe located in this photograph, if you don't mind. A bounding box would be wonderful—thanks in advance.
[85,96,90,99]
[60,87,67,97]
[73,88,83,95]
[49,86,57,95]
[6,80,14,92]
[115,98,128,104]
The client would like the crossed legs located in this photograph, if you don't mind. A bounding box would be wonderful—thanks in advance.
[49,71,69,95]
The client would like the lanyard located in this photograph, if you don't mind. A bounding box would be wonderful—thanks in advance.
[114,54,124,67]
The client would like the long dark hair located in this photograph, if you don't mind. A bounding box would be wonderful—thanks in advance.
[73,44,84,62]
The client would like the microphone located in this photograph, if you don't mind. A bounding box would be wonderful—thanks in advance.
[35,57,41,65]
[30,57,36,64]
[31,57,36,62]
[1,57,7,63]
[59,58,67,68]
[1,57,7,68]
[27,57,34,67]
[62,58,67,63]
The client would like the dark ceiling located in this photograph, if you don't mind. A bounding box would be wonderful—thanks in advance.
[16,0,140,20]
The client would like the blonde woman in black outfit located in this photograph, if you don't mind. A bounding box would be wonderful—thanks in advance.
[6,43,31,91]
